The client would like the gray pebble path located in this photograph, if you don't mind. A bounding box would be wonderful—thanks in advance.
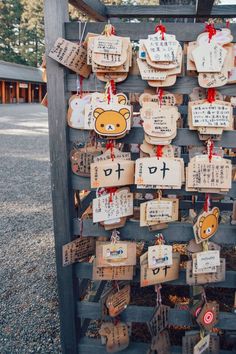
[0,104,61,354]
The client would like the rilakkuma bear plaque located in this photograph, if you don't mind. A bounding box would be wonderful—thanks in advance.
[193,207,220,244]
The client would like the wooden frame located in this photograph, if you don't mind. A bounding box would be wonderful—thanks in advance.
[44,1,236,353]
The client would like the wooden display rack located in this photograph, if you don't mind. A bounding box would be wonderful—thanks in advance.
[44,1,236,353]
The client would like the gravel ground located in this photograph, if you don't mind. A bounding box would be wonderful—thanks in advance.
[0,104,61,354]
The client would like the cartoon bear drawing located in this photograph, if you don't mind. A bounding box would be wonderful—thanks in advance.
[67,94,91,129]
[198,207,220,240]
[93,107,130,137]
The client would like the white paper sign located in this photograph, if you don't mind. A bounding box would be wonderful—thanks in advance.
[146,201,173,222]
[192,258,217,274]
[93,191,133,223]
[192,103,232,127]
[148,245,173,268]
[196,251,220,269]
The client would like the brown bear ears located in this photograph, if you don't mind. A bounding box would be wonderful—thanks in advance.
[198,207,220,227]
[117,93,128,105]
[93,107,130,120]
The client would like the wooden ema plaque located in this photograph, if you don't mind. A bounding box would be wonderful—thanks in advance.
[148,305,170,337]
[92,264,134,281]
[99,322,129,353]
[95,241,136,267]
[140,252,180,287]
[186,258,225,285]
[62,237,95,266]
[186,155,232,193]
[182,331,219,354]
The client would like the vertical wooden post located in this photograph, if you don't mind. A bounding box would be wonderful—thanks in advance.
[39,84,42,102]
[28,83,32,103]
[44,1,78,354]
[16,82,20,103]
[1,80,6,104]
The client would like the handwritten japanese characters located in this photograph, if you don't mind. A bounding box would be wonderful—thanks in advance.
[193,207,220,244]
[92,189,133,224]
[135,157,184,189]
[138,31,182,87]
[62,237,95,266]
[140,252,180,287]
[49,37,91,77]
[92,264,134,281]
[140,197,179,227]
[187,28,234,88]
[186,258,225,285]
[99,322,129,353]
[105,284,131,317]
[188,99,233,139]
[90,159,135,188]
[186,155,232,193]
[88,26,132,82]
[140,101,179,145]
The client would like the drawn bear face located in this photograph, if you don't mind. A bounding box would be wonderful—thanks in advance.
[198,207,219,240]
[93,107,130,136]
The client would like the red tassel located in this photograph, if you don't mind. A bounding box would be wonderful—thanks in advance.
[157,88,164,107]
[226,20,230,28]
[155,24,166,40]
[205,23,216,43]
[207,88,216,103]
[156,145,163,159]
[106,140,115,161]
[204,194,210,213]
[105,187,118,203]
[110,79,116,95]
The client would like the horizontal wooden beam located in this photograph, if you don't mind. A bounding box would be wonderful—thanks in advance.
[68,0,107,21]
[75,262,236,288]
[65,22,236,42]
[67,73,236,96]
[73,219,236,245]
[77,302,236,329]
[106,5,236,18]
[69,125,236,149]
[78,338,232,354]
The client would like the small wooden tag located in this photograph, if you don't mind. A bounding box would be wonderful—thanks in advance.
[91,159,135,188]
[67,94,92,129]
[193,334,210,354]
[193,207,220,244]
[151,330,171,354]
[105,284,131,317]
[49,38,91,77]
[148,245,173,268]
[148,305,170,337]
[62,237,95,266]
[99,322,129,353]
[70,146,104,177]
[186,258,225,285]
[140,252,180,287]
[92,189,133,223]
[96,241,136,267]
[196,302,219,331]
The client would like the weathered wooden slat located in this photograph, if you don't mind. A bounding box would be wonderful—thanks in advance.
[75,263,236,289]
[65,22,236,42]
[196,0,214,17]
[71,173,236,199]
[69,126,236,148]
[78,338,232,354]
[77,302,236,329]
[44,1,78,354]
[106,5,236,18]
[68,0,107,21]
[73,219,236,245]
[67,73,236,95]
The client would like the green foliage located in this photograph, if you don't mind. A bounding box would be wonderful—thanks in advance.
[0,0,44,67]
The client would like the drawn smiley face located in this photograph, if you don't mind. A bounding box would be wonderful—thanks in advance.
[93,107,130,136]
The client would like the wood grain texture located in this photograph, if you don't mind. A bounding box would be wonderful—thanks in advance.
[75,262,236,288]
[65,22,236,42]
[68,0,107,21]
[77,302,236,329]
[106,5,236,18]
[44,1,78,353]
[73,219,236,245]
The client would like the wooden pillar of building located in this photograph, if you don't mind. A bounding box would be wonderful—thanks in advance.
[28,83,32,103]
[39,84,42,103]
[1,80,6,104]
[16,82,20,103]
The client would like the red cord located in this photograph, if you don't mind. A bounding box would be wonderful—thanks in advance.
[105,187,118,203]
[155,24,166,40]
[207,88,216,103]
[205,23,216,43]
[156,145,163,159]
[106,140,115,161]
[79,75,84,97]
[226,20,230,28]
[157,88,164,107]
[204,194,210,213]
